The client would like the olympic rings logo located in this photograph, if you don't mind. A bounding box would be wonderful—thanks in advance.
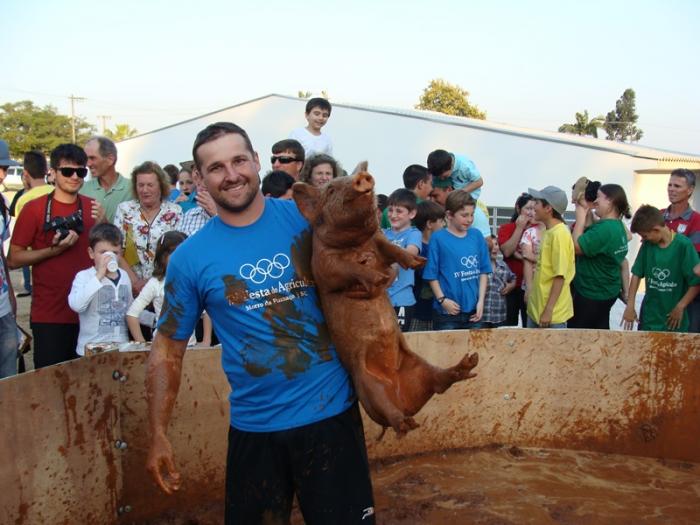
[461,255,478,269]
[239,253,291,284]
[652,267,670,281]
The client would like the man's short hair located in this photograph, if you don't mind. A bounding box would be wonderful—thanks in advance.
[50,144,87,170]
[89,223,123,249]
[402,164,430,190]
[131,161,171,200]
[631,205,665,234]
[262,170,295,198]
[305,97,332,115]
[163,164,180,185]
[87,136,117,161]
[670,168,696,188]
[387,188,417,212]
[414,200,445,232]
[427,150,452,176]
[23,151,47,180]
[192,122,254,170]
[272,139,305,163]
[445,189,476,214]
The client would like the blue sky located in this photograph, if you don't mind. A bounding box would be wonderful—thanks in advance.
[2,0,698,153]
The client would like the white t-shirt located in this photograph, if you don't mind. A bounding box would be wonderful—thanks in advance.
[289,127,333,157]
[68,267,133,355]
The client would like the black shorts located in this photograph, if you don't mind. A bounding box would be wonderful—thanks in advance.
[31,322,79,369]
[225,403,375,524]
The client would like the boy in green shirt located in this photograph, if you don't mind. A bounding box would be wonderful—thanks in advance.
[623,205,700,332]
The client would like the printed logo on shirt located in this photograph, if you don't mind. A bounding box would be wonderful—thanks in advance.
[648,266,676,292]
[239,253,291,284]
[461,255,479,269]
[225,252,316,311]
[678,224,687,234]
[452,255,481,281]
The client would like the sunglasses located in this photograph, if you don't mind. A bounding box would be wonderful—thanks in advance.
[270,156,298,165]
[58,167,88,178]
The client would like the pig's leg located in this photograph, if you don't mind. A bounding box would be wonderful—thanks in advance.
[393,336,479,416]
[354,367,420,436]
[316,254,394,298]
[374,235,425,269]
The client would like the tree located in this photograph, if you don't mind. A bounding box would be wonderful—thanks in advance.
[415,79,486,119]
[105,123,138,142]
[0,100,95,157]
[297,90,329,99]
[558,110,604,138]
[603,88,643,142]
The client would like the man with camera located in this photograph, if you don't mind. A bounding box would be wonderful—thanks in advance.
[9,144,99,368]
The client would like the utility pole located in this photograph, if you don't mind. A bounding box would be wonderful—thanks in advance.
[97,115,111,134]
[69,94,86,143]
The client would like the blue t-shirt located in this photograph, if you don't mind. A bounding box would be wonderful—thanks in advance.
[451,153,482,199]
[177,191,198,213]
[158,198,353,432]
[423,228,492,313]
[383,227,422,307]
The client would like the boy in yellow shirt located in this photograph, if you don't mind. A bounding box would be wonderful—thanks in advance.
[526,186,575,328]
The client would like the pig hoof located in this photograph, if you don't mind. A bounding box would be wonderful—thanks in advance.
[394,417,420,437]
[457,352,479,379]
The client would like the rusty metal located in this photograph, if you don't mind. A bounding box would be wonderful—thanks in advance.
[0,330,698,524]
[0,352,122,525]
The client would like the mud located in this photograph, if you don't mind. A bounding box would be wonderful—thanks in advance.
[145,446,699,524]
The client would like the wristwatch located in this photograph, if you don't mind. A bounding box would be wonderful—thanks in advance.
[437,296,446,304]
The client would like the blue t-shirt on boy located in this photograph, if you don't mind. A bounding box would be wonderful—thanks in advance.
[383,226,422,307]
[158,198,353,432]
[423,228,492,314]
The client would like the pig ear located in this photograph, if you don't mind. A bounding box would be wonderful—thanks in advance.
[292,182,320,223]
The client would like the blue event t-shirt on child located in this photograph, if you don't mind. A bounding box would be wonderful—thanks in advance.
[158,198,353,432]
[383,226,422,307]
[423,228,492,313]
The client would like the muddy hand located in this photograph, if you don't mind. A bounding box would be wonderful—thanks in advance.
[147,432,182,494]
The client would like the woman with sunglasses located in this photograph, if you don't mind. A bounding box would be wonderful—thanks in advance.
[114,161,182,296]
[496,192,536,327]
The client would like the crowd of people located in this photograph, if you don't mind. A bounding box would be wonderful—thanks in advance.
[0,97,698,382]
[0,98,699,522]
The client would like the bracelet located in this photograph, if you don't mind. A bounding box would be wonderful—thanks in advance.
[437,296,446,304]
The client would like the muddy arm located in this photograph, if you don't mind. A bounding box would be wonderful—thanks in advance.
[146,333,188,494]
[374,234,426,269]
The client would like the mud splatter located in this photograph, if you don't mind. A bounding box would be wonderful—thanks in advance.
[290,229,314,281]
[222,275,248,305]
[158,280,186,337]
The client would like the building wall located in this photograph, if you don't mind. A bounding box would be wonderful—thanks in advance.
[116,96,665,210]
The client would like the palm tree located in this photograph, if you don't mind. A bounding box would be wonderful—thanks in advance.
[558,110,604,138]
[105,123,138,142]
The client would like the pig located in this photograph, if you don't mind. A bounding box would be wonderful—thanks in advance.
[293,171,479,436]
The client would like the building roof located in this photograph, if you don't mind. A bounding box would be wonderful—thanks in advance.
[123,93,700,164]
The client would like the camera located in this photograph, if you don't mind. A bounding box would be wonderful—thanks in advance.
[584,180,601,203]
[44,210,84,240]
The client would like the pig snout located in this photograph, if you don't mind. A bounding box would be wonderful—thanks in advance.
[352,172,375,194]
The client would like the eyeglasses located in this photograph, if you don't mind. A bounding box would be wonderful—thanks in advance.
[58,167,88,178]
[270,156,298,165]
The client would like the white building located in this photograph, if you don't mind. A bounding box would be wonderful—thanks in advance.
[116,93,700,217]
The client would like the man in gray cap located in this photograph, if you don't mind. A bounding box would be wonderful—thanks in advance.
[0,139,20,378]
[525,185,575,328]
